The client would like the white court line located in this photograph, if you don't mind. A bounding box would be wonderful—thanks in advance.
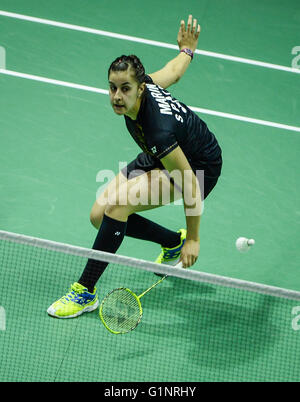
[0,10,300,75]
[1,68,300,133]
[191,106,300,132]
[0,68,109,95]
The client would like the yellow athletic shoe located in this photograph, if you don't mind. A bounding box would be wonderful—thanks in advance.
[47,282,99,318]
[154,229,187,275]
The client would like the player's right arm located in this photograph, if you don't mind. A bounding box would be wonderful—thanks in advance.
[149,15,200,89]
[160,145,201,268]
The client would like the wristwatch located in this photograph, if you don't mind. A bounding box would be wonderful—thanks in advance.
[180,48,194,61]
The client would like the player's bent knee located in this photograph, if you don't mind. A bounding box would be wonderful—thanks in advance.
[90,206,105,229]
[90,212,101,229]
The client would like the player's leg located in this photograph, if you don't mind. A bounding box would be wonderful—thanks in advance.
[47,168,182,318]
[47,173,128,318]
[78,168,183,291]
[89,171,128,230]
[90,168,183,247]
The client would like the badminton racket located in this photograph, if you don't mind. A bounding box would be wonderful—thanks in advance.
[99,262,182,334]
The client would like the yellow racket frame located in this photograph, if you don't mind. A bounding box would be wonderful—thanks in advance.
[99,287,143,334]
[99,275,167,334]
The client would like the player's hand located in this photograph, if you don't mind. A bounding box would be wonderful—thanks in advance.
[177,15,201,53]
[180,239,200,268]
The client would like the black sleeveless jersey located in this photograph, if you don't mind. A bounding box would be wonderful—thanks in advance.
[124,75,221,169]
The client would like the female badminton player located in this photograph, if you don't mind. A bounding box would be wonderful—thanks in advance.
[47,15,222,318]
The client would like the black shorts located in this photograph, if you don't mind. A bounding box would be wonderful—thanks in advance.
[121,152,222,200]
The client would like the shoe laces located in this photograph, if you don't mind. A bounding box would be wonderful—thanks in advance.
[61,283,85,303]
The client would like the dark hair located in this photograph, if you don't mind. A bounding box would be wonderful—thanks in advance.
[108,55,146,84]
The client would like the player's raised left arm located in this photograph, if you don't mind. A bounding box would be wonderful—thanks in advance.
[149,15,201,89]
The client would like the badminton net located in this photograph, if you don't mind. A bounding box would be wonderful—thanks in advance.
[1,229,300,382]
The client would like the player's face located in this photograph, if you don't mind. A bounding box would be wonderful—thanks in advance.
[109,70,144,119]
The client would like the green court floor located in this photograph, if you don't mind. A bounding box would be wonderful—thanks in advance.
[0,0,300,382]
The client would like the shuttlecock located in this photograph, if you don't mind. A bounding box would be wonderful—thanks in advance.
[236,237,255,253]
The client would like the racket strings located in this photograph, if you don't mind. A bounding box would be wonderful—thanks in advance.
[101,288,142,333]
